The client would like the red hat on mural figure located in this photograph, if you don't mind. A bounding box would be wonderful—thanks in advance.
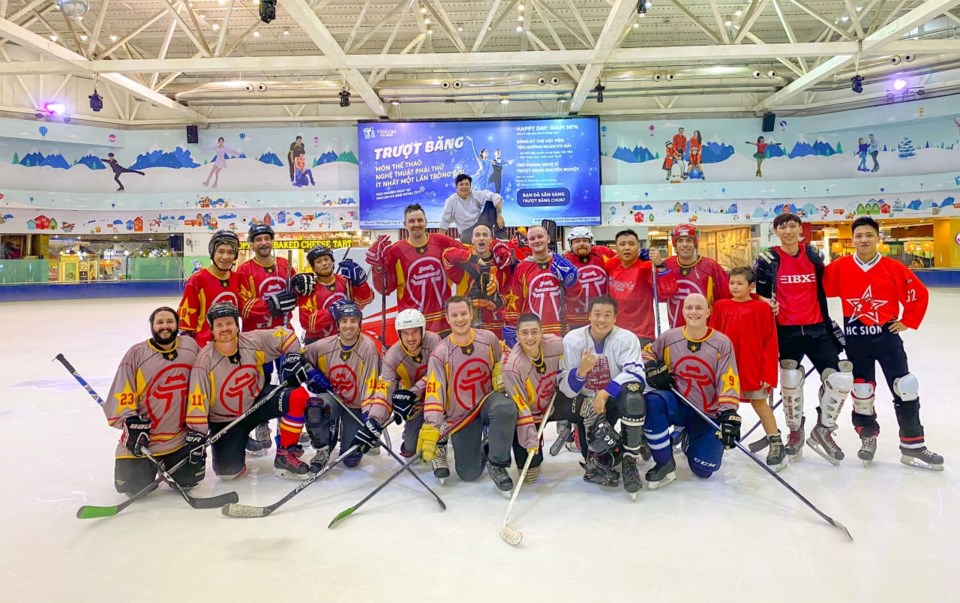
[671,223,698,247]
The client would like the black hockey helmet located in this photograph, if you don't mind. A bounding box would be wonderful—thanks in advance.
[206,302,239,326]
[334,301,363,323]
[247,222,275,243]
[306,245,334,267]
[208,229,240,259]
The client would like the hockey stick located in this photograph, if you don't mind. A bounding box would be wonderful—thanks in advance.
[221,444,361,518]
[499,396,557,546]
[328,409,479,528]
[326,391,446,511]
[379,258,388,347]
[53,354,239,515]
[75,381,286,519]
[745,365,816,453]
[650,249,662,338]
[670,387,853,541]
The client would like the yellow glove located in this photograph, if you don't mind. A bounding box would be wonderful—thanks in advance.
[417,423,441,462]
[485,275,498,297]
[492,360,504,392]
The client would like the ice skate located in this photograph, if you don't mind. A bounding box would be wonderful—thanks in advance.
[622,456,642,500]
[274,446,311,480]
[784,416,805,460]
[432,444,450,483]
[245,435,265,457]
[255,423,272,451]
[582,454,620,488]
[644,457,677,490]
[766,433,787,472]
[488,464,514,497]
[308,447,330,473]
[807,421,845,465]
[900,446,944,471]
[299,431,310,446]
[858,436,877,466]
[523,465,541,484]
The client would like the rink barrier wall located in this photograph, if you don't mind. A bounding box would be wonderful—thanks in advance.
[912,270,960,288]
[0,280,184,303]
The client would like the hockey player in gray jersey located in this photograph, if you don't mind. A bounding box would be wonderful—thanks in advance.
[559,296,648,497]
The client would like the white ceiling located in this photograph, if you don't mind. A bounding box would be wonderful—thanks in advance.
[0,0,958,126]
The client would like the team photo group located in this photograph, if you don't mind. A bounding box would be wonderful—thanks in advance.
[87,172,942,535]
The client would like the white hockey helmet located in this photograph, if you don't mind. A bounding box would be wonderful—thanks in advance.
[394,309,426,333]
[566,226,594,246]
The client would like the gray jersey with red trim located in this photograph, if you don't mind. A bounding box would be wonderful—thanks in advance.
[423,329,502,429]
[503,334,563,421]
[304,333,381,411]
[367,331,441,426]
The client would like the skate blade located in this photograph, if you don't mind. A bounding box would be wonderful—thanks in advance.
[494,484,513,499]
[368,447,380,456]
[245,449,267,458]
[273,468,312,480]
[862,460,873,468]
[767,459,788,473]
[805,438,842,466]
[628,491,639,502]
[433,470,450,480]
[499,524,523,546]
[645,472,676,490]
[900,456,944,471]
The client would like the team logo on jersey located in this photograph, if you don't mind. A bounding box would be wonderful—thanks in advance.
[257,275,288,297]
[846,285,887,325]
[575,265,607,311]
[209,291,239,310]
[406,257,446,307]
[144,365,191,422]
[608,277,635,294]
[329,364,359,404]
[779,274,816,284]
[527,272,561,319]
[453,358,491,410]
[534,371,558,413]
[219,366,260,414]
[585,356,612,392]
[674,356,718,413]
[671,278,706,325]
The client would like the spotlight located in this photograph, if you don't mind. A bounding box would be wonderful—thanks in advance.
[499,96,510,105]
[58,0,89,18]
[916,88,925,96]
[766,69,777,78]
[452,80,462,89]
[637,0,650,14]
[259,0,276,24]
[550,76,560,85]
[88,89,103,112]
[893,78,907,91]
[665,73,675,81]
[441,81,450,89]
[653,72,663,81]
[44,102,66,115]
[752,70,762,79]
[338,88,351,108]
[903,53,915,62]
[890,55,902,65]
[593,81,605,103]
[538,77,547,86]
[851,75,864,94]
[256,83,267,92]
[390,99,400,106]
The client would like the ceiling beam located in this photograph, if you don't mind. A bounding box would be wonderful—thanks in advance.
[709,0,731,45]
[756,0,960,110]
[733,0,771,44]
[284,0,385,116]
[569,0,639,112]
[785,0,851,39]
[667,0,722,44]
[844,0,866,38]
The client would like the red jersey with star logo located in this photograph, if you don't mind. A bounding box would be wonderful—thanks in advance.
[178,267,242,346]
[298,274,374,341]
[564,246,615,328]
[823,254,928,331]
[504,256,582,336]
[237,257,296,331]
[663,256,730,328]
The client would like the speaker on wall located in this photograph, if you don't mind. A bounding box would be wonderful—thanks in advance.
[186,125,199,144]
[761,113,776,133]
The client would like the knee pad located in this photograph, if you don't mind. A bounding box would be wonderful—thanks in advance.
[779,360,805,429]
[779,360,805,391]
[818,361,853,428]
[688,455,719,479]
[893,373,919,402]
[852,379,876,416]
[305,398,332,445]
[616,381,647,419]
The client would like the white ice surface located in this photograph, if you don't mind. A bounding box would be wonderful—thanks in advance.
[1,292,959,603]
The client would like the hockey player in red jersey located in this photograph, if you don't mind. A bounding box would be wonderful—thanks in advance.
[502,225,581,347]
[710,267,784,471]
[605,228,676,344]
[105,307,203,495]
[823,217,942,470]
[292,245,374,344]
[663,223,730,328]
[366,204,466,334]
[441,224,513,337]
[177,230,242,347]
[564,226,614,329]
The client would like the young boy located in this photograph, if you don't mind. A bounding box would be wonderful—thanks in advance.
[709,267,785,471]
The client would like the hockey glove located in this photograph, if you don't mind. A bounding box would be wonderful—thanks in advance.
[337,259,367,287]
[365,235,391,267]
[305,368,332,394]
[549,253,578,288]
[416,423,441,462]
[502,325,518,348]
[717,410,742,449]
[351,416,384,454]
[123,415,151,456]
[281,354,310,387]
[184,429,207,466]
[290,272,316,297]
[644,360,674,391]
[639,248,650,262]
[265,290,297,317]
[391,389,419,424]
[490,239,513,270]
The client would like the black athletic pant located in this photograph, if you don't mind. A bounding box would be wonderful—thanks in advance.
[777,323,842,376]
[844,326,923,440]
[114,444,202,495]
[458,201,505,243]
[209,386,291,477]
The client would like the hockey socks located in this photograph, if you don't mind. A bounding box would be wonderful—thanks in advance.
[278,387,309,448]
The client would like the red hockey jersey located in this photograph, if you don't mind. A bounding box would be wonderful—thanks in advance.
[177,267,242,346]
[442,245,509,337]
[237,257,296,331]
[504,256,582,336]
[297,274,374,341]
[709,295,779,394]
[604,257,677,340]
[564,246,615,328]
[663,256,730,328]
[823,254,928,334]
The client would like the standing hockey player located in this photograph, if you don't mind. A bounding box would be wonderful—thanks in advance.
[419,296,521,494]
[237,222,298,455]
[178,229,242,346]
[663,223,730,328]
[442,224,512,337]
[105,307,202,495]
[367,204,466,334]
[563,227,614,330]
[710,267,784,471]
[502,225,581,346]
[605,229,676,345]
[187,303,322,480]
[293,245,373,344]
[558,296,647,497]
[641,293,742,489]
[302,302,382,471]
[754,213,853,465]
[823,217,942,470]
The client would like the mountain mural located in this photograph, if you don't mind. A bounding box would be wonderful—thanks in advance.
[130,146,200,169]
[612,145,656,163]
[257,150,283,166]
[76,154,106,170]
[701,140,735,163]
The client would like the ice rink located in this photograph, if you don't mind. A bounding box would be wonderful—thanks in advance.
[2,291,959,603]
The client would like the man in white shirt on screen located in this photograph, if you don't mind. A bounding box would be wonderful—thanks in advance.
[439,173,506,242]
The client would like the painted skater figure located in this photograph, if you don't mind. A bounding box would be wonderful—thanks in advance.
[745,136,781,177]
[203,137,240,188]
[857,138,870,172]
[868,134,880,172]
[100,153,145,191]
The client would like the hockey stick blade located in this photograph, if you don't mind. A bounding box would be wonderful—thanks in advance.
[76,481,160,519]
[499,523,523,546]
[748,437,769,453]
[327,506,358,528]
[221,502,274,518]
[186,491,240,509]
